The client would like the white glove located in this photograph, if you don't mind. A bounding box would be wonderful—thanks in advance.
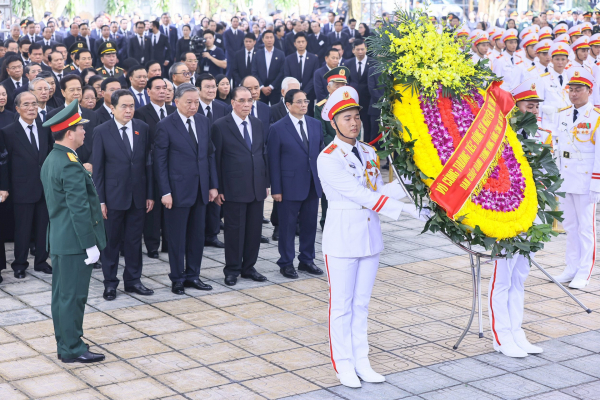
[84,245,100,265]
[590,191,600,204]
[402,203,430,221]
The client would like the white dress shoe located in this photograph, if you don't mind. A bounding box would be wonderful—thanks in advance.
[569,278,589,289]
[356,366,386,383]
[513,331,543,354]
[552,272,575,283]
[336,371,361,388]
[493,340,528,358]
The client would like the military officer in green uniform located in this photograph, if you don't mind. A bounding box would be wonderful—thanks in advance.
[315,66,350,229]
[96,41,124,78]
[64,41,86,75]
[40,100,106,364]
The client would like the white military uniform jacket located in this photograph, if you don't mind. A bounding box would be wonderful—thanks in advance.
[552,102,600,194]
[492,52,525,91]
[538,68,571,130]
[317,136,406,258]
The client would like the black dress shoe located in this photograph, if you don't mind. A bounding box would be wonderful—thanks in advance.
[271,226,279,241]
[224,275,237,286]
[93,261,101,269]
[280,266,299,279]
[296,224,300,236]
[61,350,105,364]
[260,235,270,244]
[205,238,225,248]
[298,262,324,275]
[220,221,225,230]
[0,274,3,284]
[171,282,185,295]
[184,279,213,291]
[125,283,154,296]
[58,344,89,359]
[14,271,25,279]
[34,264,52,274]
[161,245,169,253]
[147,250,159,259]
[119,250,125,257]
[262,217,270,224]
[103,288,117,301]
[241,270,267,282]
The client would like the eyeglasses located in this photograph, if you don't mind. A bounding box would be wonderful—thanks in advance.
[234,99,254,104]
[8,65,22,71]
[292,100,310,105]
[19,102,38,109]
[174,71,192,77]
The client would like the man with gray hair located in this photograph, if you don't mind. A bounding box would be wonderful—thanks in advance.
[168,62,191,89]
[28,77,52,122]
[270,76,300,124]
[154,83,218,295]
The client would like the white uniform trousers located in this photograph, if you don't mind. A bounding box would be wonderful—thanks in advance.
[562,193,597,281]
[488,255,530,345]
[324,253,379,375]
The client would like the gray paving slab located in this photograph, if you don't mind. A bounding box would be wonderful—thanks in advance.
[560,354,600,378]
[329,382,413,400]
[0,308,48,326]
[560,380,600,399]
[280,389,343,399]
[386,367,461,395]
[474,351,551,372]
[515,363,596,390]
[426,358,505,383]
[536,339,593,362]
[469,373,551,399]
[524,391,580,400]
[558,330,600,353]
[420,384,502,400]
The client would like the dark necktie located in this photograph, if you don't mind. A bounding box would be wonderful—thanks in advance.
[351,146,362,165]
[40,110,46,122]
[337,32,340,40]
[247,51,251,67]
[28,125,38,156]
[109,70,114,77]
[252,104,256,117]
[510,56,514,65]
[159,108,165,120]
[241,120,251,149]
[298,55,303,83]
[121,127,132,158]
[545,67,548,73]
[358,61,362,76]
[559,74,563,86]
[206,105,212,122]
[57,74,62,81]
[137,93,144,106]
[187,118,197,144]
[15,81,20,88]
[573,109,578,123]
[298,120,308,150]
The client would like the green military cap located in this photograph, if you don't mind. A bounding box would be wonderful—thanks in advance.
[97,40,117,57]
[69,41,87,55]
[42,100,89,133]
[324,66,350,84]
[20,19,29,28]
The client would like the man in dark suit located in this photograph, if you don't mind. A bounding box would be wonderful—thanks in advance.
[231,33,256,87]
[92,90,154,300]
[128,21,149,64]
[128,65,150,109]
[24,20,42,44]
[322,11,336,35]
[283,33,319,117]
[37,26,59,47]
[212,86,269,286]
[135,76,176,258]
[196,73,227,249]
[270,77,300,124]
[62,23,80,53]
[367,66,383,149]
[0,55,28,111]
[307,21,329,65]
[314,48,342,103]
[251,30,285,106]
[240,75,271,143]
[77,23,95,65]
[160,13,178,63]
[96,77,121,123]
[268,89,323,279]
[343,18,362,44]
[327,21,351,59]
[345,39,376,142]
[283,20,304,56]
[46,74,99,167]
[273,25,285,52]
[48,50,65,103]
[146,21,171,76]
[154,83,218,294]
[223,16,245,78]
[1,91,53,278]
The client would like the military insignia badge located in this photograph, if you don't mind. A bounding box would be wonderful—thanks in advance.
[67,153,78,162]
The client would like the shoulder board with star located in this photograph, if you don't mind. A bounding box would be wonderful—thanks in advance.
[527,65,536,71]
[540,72,550,77]
[323,143,338,154]
[316,98,327,107]
[116,67,123,71]
[515,61,523,65]
[496,54,503,59]
[67,153,78,162]
[558,105,573,112]
[96,67,103,71]
[360,141,377,151]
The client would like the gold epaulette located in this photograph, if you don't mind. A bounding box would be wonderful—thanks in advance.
[116,67,123,71]
[594,107,600,114]
[323,143,338,154]
[558,105,573,112]
[527,65,536,71]
[96,67,102,71]
[540,72,550,77]
[316,98,327,107]
[67,153,78,162]
[360,141,377,151]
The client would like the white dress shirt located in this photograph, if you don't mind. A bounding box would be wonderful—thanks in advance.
[356,55,368,75]
[232,111,252,142]
[288,113,308,142]
[103,103,114,118]
[251,101,258,118]
[200,99,213,118]
[104,67,116,75]
[19,118,38,149]
[246,48,254,66]
[114,119,134,151]
[37,106,49,122]
[178,110,197,141]
[265,47,274,75]
[297,51,306,76]
[11,77,23,88]
[151,101,167,119]
[130,87,146,106]
[152,33,160,45]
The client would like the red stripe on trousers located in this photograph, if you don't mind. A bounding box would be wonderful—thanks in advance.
[588,204,597,280]
[325,255,338,373]
[490,260,501,346]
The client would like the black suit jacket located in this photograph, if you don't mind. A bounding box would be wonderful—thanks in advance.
[92,119,153,210]
[232,47,256,86]
[145,33,171,66]
[327,31,351,58]
[346,57,377,108]
[134,102,176,143]
[160,25,178,60]
[130,88,150,109]
[269,98,287,124]
[251,48,285,105]
[307,33,329,65]
[154,112,217,207]
[211,113,268,203]
[368,66,383,116]
[1,119,52,203]
[1,77,29,112]
[283,31,300,56]
[95,104,113,124]
[63,34,78,53]
[283,52,320,100]
[128,34,149,62]
[47,105,99,163]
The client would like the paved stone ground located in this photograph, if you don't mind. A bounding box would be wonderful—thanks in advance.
[1,195,600,399]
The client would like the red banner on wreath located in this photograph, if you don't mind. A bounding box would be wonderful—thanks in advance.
[429,81,515,219]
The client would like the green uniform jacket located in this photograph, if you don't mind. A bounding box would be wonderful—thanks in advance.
[96,66,124,78]
[315,99,337,146]
[40,144,106,255]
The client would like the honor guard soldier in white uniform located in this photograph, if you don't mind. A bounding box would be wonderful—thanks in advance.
[568,25,583,45]
[588,34,600,66]
[317,87,427,388]
[538,26,553,43]
[551,68,600,289]
[488,80,546,359]
[455,26,471,52]
[538,43,572,130]
[553,24,568,39]
[570,36,594,71]
[493,29,524,92]
[489,28,505,60]
[469,30,491,64]
[519,33,540,74]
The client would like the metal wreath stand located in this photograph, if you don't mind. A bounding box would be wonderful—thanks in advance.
[385,154,592,350]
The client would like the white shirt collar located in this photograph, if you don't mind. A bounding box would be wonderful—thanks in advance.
[103,102,113,116]
[231,110,250,126]
[288,113,306,129]
[114,119,133,133]
[130,87,144,96]
[200,99,213,111]
[177,110,194,126]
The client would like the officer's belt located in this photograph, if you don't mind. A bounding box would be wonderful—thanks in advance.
[328,201,365,210]
[561,151,595,159]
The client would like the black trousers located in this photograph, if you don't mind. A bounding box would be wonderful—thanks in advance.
[12,199,49,272]
[101,204,145,289]
[165,198,206,283]
[143,180,167,253]
[205,202,221,241]
[223,199,263,277]
[270,201,279,227]
[277,180,319,268]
